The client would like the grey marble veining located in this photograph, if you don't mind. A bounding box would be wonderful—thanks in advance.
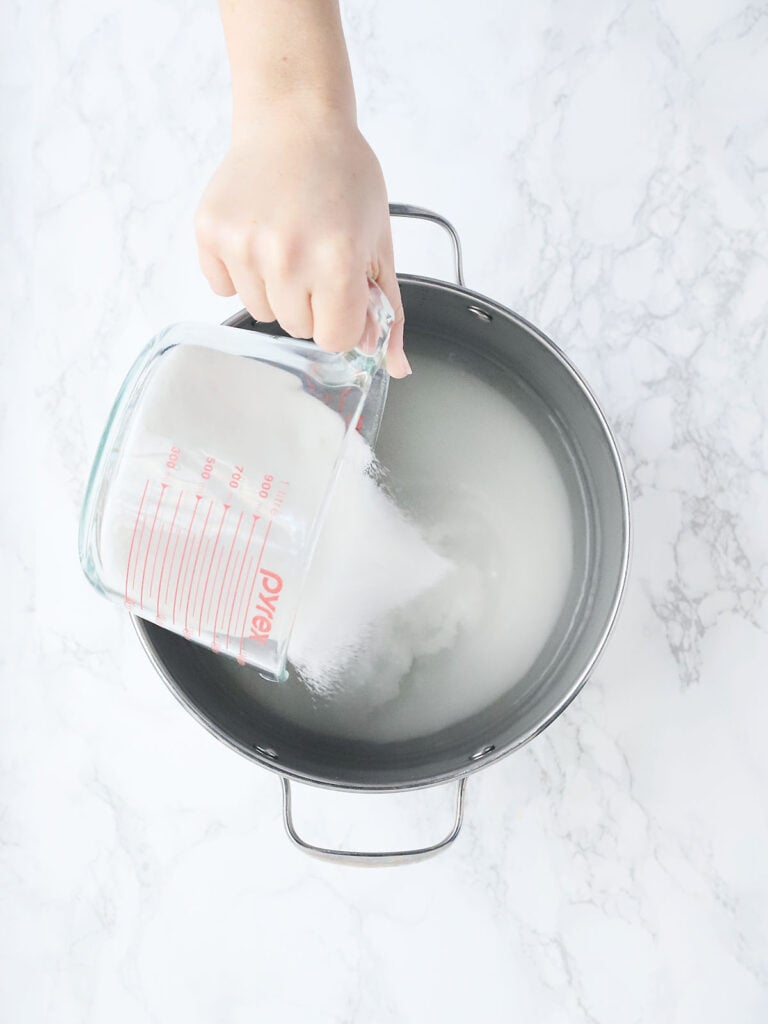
[2,0,767,1021]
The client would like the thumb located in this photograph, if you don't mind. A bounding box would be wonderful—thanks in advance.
[375,261,410,378]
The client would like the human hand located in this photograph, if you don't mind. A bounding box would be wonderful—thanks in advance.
[195,111,409,377]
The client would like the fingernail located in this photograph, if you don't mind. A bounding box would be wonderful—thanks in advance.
[390,350,412,378]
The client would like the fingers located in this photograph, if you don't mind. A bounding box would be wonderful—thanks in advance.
[227,265,276,323]
[375,261,410,378]
[310,275,370,354]
[203,235,312,337]
[197,215,406,367]
[197,248,236,298]
[264,281,314,339]
[197,224,277,322]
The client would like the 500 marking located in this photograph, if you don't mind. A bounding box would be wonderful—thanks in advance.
[167,452,246,490]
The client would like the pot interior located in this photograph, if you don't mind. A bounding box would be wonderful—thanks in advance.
[137,278,628,790]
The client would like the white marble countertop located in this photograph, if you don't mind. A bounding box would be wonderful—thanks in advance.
[5,0,768,1020]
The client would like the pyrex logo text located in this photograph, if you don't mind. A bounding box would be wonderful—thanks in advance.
[249,569,283,645]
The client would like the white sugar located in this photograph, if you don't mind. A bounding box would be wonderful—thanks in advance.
[288,432,463,693]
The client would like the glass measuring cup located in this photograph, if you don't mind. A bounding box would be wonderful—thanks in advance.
[80,282,393,679]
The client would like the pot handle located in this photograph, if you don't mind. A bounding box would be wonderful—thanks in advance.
[280,775,468,866]
[388,203,465,287]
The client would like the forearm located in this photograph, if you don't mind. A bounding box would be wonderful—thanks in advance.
[219,0,356,137]
[200,0,409,374]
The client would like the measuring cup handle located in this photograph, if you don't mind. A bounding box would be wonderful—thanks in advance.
[280,776,468,866]
[388,204,466,287]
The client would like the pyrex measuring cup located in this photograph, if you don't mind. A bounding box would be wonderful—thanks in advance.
[80,282,393,679]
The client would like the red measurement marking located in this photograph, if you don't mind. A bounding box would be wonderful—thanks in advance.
[172,495,202,625]
[233,556,254,658]
[177,532,197,627]
[132,509,148,592]
[225,514,259,650]
[219,544,241,649]
[156,490,184,620]
[207,549,226,648]
[140,483,167,610]
[237,519,273,664]
[164,520,182,606]
[190,538,210,626]
[184,499,213,637]
[148,522,165,600]
[124,481,149,606]
[212,510,244,648]
[198,504,230,637]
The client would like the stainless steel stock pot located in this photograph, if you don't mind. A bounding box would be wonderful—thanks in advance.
[133,205,630,865]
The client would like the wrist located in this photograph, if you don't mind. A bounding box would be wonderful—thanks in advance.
[231,92,357,146]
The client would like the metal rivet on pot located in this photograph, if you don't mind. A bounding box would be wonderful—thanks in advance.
[255,745,279,759]
[467,305,493,322]
[469,744,495,761]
